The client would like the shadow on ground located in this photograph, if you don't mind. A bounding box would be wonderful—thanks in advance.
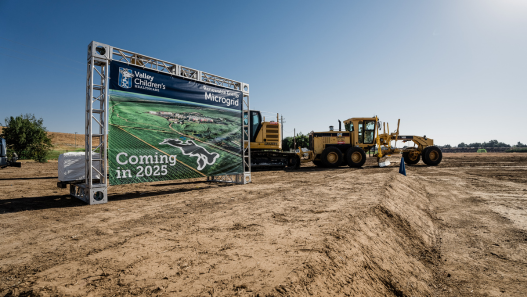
[0,180,234,214]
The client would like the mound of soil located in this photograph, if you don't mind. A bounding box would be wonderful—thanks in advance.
[279,174,441,296]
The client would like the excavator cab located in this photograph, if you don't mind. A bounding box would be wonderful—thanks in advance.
[243,111,300,170]
[244,110,263,143]
[244,110,281,150]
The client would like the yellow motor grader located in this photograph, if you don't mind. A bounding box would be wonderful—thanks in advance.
[296,116,442,167]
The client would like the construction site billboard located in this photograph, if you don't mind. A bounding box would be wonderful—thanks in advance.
[108,61,243,185]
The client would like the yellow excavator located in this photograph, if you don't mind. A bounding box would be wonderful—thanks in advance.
[296,116,442,167]
[245,111,300,170]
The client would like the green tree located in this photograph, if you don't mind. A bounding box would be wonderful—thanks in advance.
[484,140,499,147]
[443,144,452,148]
[466,140,510,148]
[294,132,309,149]
[282,132,310,151]
[458,142,467,148]
[1,114,53,162]
[283,136,294,151]
[516,142,527,147]
[481,140,510,148]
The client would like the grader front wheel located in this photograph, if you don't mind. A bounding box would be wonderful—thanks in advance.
[403,151,420,165]
[287,155,301,169]
[422,146,442,166]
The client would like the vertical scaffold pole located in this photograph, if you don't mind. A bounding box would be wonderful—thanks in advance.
[73,42,110,204]
[242,84,251,184]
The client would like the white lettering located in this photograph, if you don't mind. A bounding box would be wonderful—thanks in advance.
[129,155,138,165]
[116,152,177,167]
[116,152,128,165]
[169,155,177,166]
[204,91,239,107]
[139,155,153,164]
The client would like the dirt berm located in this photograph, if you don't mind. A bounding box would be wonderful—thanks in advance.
[0,168,444,297]
[275,173,441,296]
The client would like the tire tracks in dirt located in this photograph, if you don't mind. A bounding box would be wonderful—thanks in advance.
[417,160,527,296]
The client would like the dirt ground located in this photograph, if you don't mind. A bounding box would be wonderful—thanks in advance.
[1,153,526,296]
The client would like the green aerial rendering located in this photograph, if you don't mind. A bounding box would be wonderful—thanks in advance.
[108,90,243,185]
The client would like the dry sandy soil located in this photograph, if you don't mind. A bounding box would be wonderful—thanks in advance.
[1,153,526,296]
[0,127,96,151]
[44,131,98,151]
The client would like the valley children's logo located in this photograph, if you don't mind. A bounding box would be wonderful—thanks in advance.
[118,67,134,88]
[117,67,166,92]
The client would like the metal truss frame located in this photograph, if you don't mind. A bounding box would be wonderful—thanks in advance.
[242,92,251,184]
[73,41,250,204]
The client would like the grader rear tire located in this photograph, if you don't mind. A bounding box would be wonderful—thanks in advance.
[422,146,442,166]
[403,151,420,165]
[321,147,343,168]
[346,147,367,168]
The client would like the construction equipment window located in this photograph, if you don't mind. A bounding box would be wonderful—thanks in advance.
[251,112,260,140]
[345,123,354,132]
[358,121,363,143]
[243,114,249,141]
[244,111,262,142]
[364,121,375,144]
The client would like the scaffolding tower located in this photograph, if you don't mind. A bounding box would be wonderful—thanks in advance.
[70,41,251,205]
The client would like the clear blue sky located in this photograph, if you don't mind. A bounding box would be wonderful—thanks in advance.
[1,0,526,146]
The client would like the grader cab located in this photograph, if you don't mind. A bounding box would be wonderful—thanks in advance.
[297,117,442,168]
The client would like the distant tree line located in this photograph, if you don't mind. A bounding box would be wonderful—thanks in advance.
[457,140,511,148]
[440,140,527,149]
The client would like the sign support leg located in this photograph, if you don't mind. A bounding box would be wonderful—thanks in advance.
[71,42,111,204]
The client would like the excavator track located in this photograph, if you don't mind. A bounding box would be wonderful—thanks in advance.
[251,151,300,171]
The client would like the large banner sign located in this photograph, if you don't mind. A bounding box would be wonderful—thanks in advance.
[108,61,243,185]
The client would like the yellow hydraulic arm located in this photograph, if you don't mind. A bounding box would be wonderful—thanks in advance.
[375,118,400,158]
